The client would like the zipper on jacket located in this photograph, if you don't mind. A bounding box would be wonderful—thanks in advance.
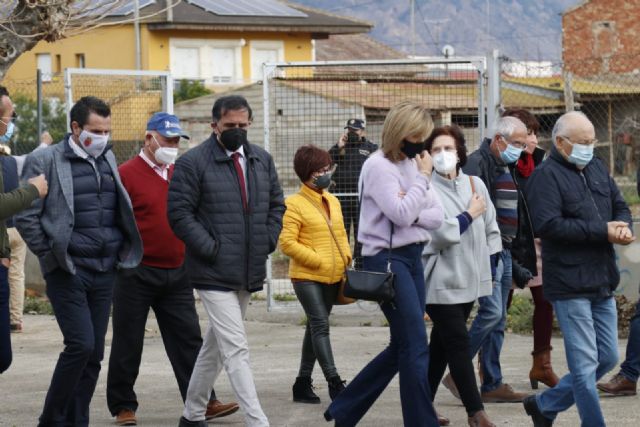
[580,172,603,221]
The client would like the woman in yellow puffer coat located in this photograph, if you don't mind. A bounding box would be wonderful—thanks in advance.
[279,144,352,405]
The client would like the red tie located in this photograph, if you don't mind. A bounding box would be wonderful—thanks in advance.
[231,152,248,211]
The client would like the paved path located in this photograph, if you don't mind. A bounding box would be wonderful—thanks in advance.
[1,301,639,426]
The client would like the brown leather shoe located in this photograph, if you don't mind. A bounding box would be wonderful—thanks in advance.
[442,373,461,400]
[468,410,496,427]
[597,373,637,396]
[481,383,527,403]
[205,399,240,420]
[436,410,450,426]
[115,409,137,426]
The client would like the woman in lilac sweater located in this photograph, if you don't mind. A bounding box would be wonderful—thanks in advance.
[324,101,444,427]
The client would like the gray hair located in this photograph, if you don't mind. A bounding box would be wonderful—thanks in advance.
[491,116,527,139]
[551,111,591,143]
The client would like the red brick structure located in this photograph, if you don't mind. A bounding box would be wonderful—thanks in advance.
[563,0,640,77]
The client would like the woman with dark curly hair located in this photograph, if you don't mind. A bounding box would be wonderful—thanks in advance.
[423,125,501,427]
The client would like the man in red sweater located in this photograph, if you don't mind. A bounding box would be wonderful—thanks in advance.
[106,113,238,426]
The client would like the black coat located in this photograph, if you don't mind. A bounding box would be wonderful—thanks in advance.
[167,135,285,291]
[525,146,632,301]
[329,138,378,194]
[508,147,546,276]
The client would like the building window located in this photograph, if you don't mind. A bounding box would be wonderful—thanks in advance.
[37,53,52,82]
[250,40,284,81]
[172,47,200,79]
[169,38,244,85]
[55,54,62,73]
[211,48,236,83]
[76,54,85,68]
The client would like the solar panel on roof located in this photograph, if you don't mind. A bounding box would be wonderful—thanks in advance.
[73,0,156,17]
[108,0,156,16]
[186,0,307,18]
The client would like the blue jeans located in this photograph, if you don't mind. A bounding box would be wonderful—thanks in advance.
[537,297,618,427]
[326,243,439,427]
[0,265,11,374]
[468,248,512,392]
[39,267,116,427]
[620,298,640,382]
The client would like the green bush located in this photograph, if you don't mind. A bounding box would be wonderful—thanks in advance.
[12,93,66,154]
[506,294,534,334]
[23,296,54,315]
[173,79,212,104]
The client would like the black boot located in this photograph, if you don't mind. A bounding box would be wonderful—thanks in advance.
[292,376,321,404]
[328,376,346,401]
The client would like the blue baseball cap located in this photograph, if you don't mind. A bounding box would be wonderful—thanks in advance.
[146,112,190,139]
[345,118,365,130]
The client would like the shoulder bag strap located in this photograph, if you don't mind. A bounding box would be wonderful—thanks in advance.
[469,175,476,193]
[299,192,350,268]
[361,174,394,273]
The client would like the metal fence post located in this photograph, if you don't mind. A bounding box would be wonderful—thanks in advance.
[486,49,501,135]
[64,68,73,133]
[37,69,43,141]
[263,62,276,311]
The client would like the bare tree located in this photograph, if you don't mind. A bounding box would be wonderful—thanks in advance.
[0,0,178,80]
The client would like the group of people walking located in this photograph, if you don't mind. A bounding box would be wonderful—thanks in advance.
[0,82,637,427]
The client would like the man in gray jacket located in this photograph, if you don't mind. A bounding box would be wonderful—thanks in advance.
[16,96,142,427]
[168,95,285,427]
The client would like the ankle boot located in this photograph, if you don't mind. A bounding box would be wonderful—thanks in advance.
[292,376,321,404]
[529,346,560,389]
[328,376,346,400]
[467,410,496,427]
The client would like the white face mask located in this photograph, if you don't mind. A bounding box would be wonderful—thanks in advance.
[152,135,179,165]
[433,151,458,174]
[78,130,109,158]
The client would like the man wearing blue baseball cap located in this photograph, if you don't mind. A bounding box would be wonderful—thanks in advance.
[106,112,238,426]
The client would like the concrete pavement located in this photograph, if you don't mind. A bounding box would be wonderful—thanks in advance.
[1,300,639,426]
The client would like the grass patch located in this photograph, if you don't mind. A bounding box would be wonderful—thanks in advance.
[273,293,297,302]
[23,296,54,315]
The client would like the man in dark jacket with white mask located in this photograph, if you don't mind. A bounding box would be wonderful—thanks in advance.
[523,111,633,427]
[169,95,285,427]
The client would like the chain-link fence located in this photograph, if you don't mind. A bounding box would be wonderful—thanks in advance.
[262,58,488,309]
[2,71,66,156]
[65,68,173,164]
[501,56,640,203]
[2,69,172,163]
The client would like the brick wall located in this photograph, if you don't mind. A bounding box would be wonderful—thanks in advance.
[563,0,640,77]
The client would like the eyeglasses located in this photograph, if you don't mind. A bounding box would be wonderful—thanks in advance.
[500,135,527,150]
[560,136,598,146]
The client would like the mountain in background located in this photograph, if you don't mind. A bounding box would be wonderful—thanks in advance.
[293,0,582,61]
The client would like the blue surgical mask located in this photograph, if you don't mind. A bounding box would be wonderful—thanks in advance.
[500,143,523,164]
[567,141,594,168]
[0,120,15,144]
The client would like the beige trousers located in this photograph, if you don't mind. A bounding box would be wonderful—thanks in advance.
[8,227,27,325]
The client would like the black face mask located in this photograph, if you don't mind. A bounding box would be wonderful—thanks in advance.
[400,139,425,159]
[347,131,362,143]
[219,128,247,152]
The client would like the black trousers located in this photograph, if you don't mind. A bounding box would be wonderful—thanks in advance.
[338,195,363,269]
[426,301,484,417]
[106,264,214,415]
[40,267,116,427]
[0,265,12,374]
[293,281,339,381]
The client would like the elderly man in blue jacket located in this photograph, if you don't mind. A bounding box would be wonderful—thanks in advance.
[523,111,634,427]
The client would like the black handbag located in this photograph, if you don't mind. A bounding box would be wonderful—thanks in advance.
[343,220,396,304]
